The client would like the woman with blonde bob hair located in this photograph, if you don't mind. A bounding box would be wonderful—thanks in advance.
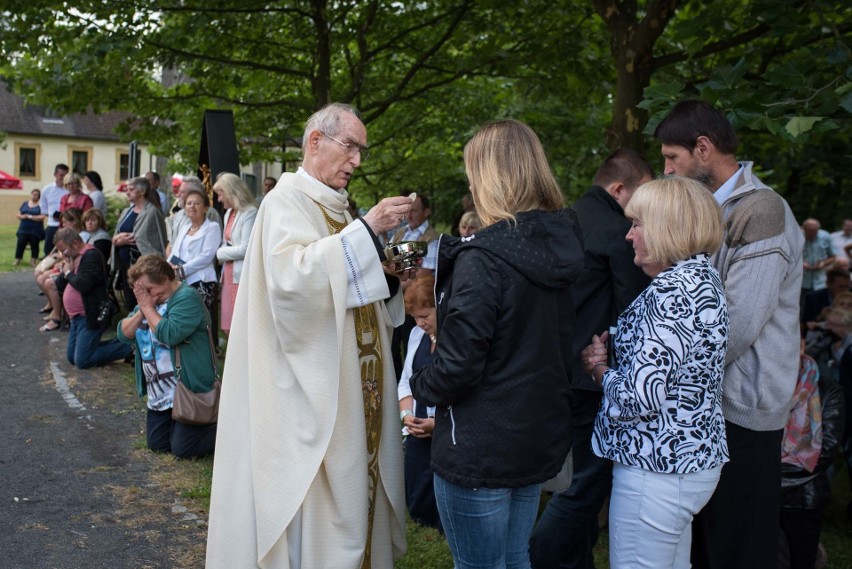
[410,119,584,568]
[581,176,729,568]
[624,176,724,269]
[213,172,258,335]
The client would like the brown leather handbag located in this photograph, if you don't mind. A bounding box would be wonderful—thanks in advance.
[171,325,221,426]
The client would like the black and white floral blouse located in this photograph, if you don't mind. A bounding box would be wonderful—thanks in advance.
[592,254,730,474]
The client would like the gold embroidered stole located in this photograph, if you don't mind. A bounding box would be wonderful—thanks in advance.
[314,201,382,569]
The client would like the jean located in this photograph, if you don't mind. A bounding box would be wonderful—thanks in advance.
[529,415,612,569]
[434,474,541,569]
[67,315,132,369]
[44,225,58,257]
[609,463,721,569]
[146,409,216,459]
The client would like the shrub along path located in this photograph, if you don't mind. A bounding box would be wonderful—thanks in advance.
[0,271,208,568]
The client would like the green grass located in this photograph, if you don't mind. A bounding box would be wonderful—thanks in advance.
[0,224,41,272]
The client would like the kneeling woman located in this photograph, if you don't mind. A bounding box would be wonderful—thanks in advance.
[117,255,217,459]
[582,177,729,568]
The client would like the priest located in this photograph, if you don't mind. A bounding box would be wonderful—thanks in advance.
[206,103,413,568]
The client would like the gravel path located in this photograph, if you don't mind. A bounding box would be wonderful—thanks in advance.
[0,271,207,568]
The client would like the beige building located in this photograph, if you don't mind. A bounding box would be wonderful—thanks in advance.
[0,81,154,224]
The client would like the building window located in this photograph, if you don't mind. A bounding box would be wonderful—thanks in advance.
[117,152,130,181]
[116,147,142,183]
[68,146,93,175]
[15,143,41,179]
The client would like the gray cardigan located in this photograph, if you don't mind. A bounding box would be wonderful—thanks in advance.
[713,161,804,431]
[111,201,167,269]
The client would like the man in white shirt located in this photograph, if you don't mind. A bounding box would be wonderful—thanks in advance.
[830,218,852,269]
[42,163,69,254]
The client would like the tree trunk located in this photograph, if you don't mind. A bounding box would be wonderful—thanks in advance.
[311,0,331,108]
[595,0,678,152]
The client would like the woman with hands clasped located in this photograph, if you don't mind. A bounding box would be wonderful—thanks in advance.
[398,272,442,532]
[166,188,222,326]
[581,176,729,569]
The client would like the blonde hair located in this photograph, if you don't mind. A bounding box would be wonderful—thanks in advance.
[459,211,482,231]
[827,307,852,328]
[63,172,82,187]
[214,172,256,211]
[625,176,723,266]
[833,291,852,310]
[463,120,563,226]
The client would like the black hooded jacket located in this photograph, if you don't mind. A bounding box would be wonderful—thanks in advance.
[410,209,584,488]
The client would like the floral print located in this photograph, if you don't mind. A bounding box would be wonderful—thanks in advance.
[592,254,730,474]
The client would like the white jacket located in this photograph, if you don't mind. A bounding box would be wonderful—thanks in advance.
[216,206,258,284]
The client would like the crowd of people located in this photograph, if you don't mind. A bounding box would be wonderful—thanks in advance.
[21,163,259,461]
[17,100,851,569]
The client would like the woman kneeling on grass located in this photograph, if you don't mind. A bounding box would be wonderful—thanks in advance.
[117,254,217,459]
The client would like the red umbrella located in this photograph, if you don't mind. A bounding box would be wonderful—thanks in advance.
[0,169,23,190]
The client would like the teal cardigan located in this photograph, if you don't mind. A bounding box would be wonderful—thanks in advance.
[117,283,216,398]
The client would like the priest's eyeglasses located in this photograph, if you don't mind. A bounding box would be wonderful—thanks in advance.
[322,132,369,159]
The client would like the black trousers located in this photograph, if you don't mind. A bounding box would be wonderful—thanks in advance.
[779,507,823,569]
[15,234,40,260]
[146,408,216,459]
[692,421,783,569]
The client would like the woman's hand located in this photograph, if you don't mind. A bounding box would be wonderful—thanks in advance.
[133,281,154,311]
[581,330,609,376]
[404,416,435,438]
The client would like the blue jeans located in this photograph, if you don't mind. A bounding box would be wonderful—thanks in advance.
[67,315,132,369]
[529,415,612,569]
[610,463,721,569]
[434,474,541,569]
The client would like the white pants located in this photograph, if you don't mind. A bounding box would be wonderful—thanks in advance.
[609,462,722,569]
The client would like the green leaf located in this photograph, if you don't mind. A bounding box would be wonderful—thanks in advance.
[785,116,823,138]
[642,81,685,102]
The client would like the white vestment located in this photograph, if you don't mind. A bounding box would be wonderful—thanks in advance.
[206,173,407,568]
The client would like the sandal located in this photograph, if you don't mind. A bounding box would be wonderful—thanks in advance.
[39,318,61,332]
[39,305,51,313]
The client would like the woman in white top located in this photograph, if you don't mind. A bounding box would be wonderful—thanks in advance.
[213,173,258,334]
[166,188,221,326]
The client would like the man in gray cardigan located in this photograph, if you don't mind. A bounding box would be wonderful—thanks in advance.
[656,100,804,569]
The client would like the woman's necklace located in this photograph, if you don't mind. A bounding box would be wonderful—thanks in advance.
[188,223,202,234]
[429,333,437,344]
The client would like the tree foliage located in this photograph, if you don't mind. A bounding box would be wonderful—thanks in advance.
[1,1,849,225]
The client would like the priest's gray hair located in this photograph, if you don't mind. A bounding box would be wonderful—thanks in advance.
[302,103,361,152]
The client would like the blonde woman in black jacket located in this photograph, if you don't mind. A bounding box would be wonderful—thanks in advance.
[411,119,583,569]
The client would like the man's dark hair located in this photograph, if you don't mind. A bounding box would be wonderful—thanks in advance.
[593,149,654,191]
[654,100,739,155]
[827,267,851,282]
[146,171,161,183]
[405,192,429,209]
[55,163,69,174]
